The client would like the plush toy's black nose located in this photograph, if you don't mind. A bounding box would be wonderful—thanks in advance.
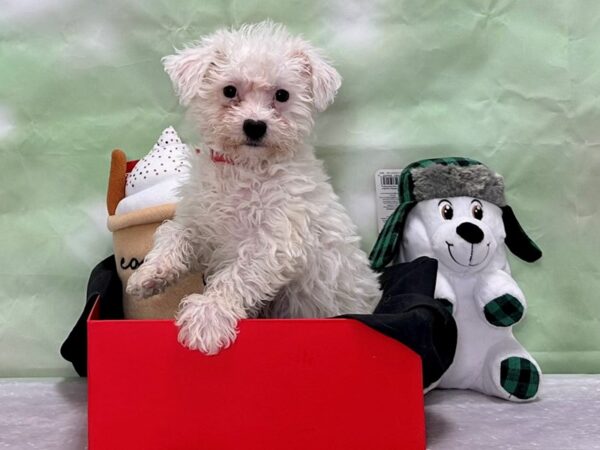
[243,119,267,140]
[456,222,484,244]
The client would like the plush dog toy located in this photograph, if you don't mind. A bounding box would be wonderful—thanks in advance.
[370,157,543,401]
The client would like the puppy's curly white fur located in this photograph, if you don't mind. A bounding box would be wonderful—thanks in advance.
[127,21,381,354]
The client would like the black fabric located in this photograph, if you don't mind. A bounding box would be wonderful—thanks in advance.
[61,256,456,388]
[60,256,124,376]
[342,257,457,389]
[501,205,542,263]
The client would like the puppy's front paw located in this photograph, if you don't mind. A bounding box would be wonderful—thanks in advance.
[474,270,525,326]
[126,262,175,299]
[483,294,524,327]
[176,294,239,355]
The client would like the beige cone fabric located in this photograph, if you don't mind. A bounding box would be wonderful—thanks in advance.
[106,144,203,319]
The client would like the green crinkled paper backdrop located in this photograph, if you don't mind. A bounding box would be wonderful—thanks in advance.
[0,0,599,376]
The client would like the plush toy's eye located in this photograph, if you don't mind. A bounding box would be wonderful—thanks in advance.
[275,89,289,102]
[471,201,483,220]
[223,85,237,98]
[439,200,454,220]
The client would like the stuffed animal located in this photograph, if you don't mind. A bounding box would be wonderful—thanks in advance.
[106,127,204,319]
[370,157,543,401]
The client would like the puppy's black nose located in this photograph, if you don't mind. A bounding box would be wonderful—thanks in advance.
[243,119,267,140]
[456,222,484,244]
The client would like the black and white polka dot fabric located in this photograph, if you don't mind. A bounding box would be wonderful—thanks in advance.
[125,126,188,196]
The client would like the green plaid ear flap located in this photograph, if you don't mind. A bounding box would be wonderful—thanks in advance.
[501,206,542,263]
[369,201,416,271]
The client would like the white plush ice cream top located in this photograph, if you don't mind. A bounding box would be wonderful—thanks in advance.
[116,126,189,215]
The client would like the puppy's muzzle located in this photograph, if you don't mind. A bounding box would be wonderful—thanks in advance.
[456,222,484,244]
[243,119,267,142]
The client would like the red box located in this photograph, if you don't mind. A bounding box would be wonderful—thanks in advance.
[87,297,425,450]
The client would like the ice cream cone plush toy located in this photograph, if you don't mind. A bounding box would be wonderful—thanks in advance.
[106,127,203,319]
[370,157,543,401]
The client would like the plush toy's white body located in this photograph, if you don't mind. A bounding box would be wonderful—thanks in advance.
[401,197,541,401]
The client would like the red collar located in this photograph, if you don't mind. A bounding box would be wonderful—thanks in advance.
[209,149,234,165]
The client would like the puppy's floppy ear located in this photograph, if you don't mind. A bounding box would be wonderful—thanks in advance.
[501,205,542,263]
[296,45,342,112]
[162,42,217,106]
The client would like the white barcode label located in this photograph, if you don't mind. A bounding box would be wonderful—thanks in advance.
[375,169,403,232]
[379,174,399,186]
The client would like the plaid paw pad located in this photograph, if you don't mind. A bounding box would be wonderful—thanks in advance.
[500,357,540,400]
[484,294,523,327]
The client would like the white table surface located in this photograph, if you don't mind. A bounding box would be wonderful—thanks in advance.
[1,375,599,449]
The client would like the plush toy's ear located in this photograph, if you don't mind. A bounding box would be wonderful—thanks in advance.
[162,42,218,106]
[296,45,342,112]
[501,205,542,263]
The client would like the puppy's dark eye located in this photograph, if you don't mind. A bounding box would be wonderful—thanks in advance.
[439,200,453,220]
[471,202,483,220]
[275,89,289,102]
[223,85,237,98]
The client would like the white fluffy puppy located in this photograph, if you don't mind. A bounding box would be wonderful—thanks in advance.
[127,21,381,354]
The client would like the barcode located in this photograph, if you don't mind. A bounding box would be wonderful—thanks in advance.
[379,174,399,186]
